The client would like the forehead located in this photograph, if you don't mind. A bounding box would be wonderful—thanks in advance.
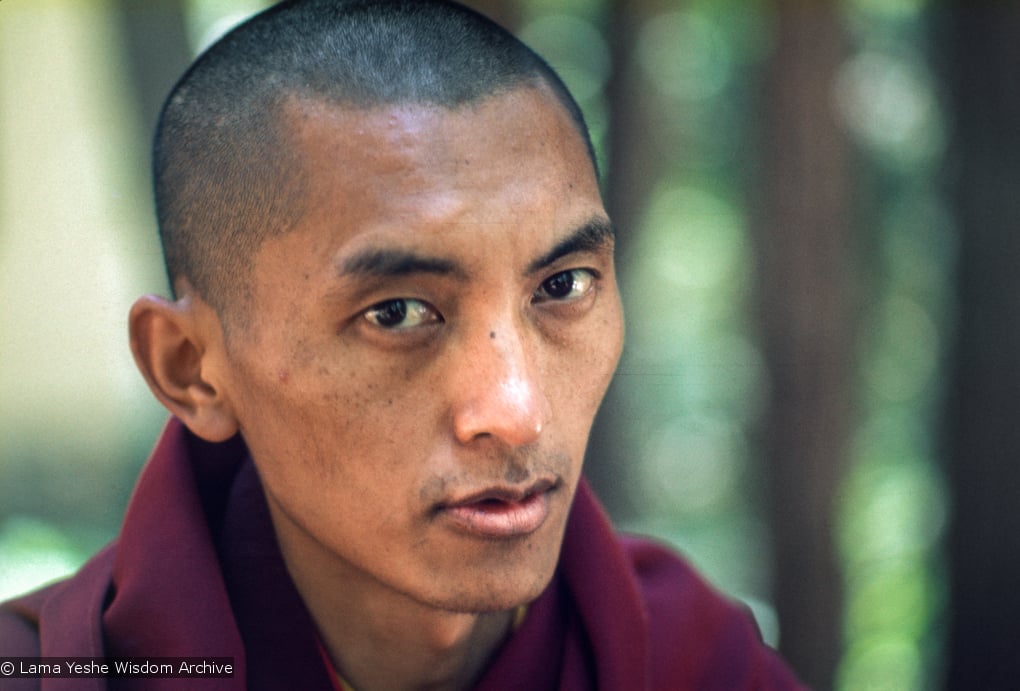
[276,86,601,243]
[282,84,593,169]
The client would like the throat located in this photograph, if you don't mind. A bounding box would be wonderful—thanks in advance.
[324,608,516,691]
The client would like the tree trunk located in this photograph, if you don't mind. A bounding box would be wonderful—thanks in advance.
[753,4,854,688]
[940,6,1020,689]
[585,0,670,519]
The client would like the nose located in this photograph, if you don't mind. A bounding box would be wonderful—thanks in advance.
[449,324,552,448]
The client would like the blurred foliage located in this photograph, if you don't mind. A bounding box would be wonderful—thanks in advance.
[0,517,109,602]
[835,1,949,688]
[0,0,953,687]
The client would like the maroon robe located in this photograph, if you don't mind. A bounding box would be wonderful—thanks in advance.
[0,419,805,690]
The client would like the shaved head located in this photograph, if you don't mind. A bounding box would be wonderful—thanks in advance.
[153,0,596,323]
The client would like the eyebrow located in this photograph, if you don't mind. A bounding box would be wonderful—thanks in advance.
[525,217,616,274]
[337,248,463,279]
[335,216,615,281]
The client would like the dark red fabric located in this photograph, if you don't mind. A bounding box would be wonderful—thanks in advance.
[0,419,806,690]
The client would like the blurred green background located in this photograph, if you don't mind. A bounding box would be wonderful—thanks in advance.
[4,1,1017,689]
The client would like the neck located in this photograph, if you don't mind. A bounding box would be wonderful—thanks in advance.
[267,502,516,691]
[320,600,513,691]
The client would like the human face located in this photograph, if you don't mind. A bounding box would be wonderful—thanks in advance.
[218,86,623,613]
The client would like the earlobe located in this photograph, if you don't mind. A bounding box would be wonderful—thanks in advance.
[129,294,240,442]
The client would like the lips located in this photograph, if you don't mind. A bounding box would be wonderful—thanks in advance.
[438,479,557,539]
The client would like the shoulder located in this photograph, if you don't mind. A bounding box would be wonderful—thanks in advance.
[620,535,744,631]
[0,543,117,658]
[0,584,49,655]
[0,599,43,691]
[620,536,807,690]
[0,585,66,691]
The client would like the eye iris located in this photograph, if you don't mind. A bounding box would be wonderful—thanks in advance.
[374,299,407,327]
[544,271,575,298]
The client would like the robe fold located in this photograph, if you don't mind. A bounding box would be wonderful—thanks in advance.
[1,419,805,690]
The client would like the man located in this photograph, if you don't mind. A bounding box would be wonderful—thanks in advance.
[0,1,804,689]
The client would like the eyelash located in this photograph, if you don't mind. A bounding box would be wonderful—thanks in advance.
[359,268,599,332]
[363,298,440,330]
[532,268,597,304]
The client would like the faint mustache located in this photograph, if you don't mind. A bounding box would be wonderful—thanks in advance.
[418,448,573,506]
[503,461,528,485]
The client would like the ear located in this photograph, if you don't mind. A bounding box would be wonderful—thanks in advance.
[129,294,240,442]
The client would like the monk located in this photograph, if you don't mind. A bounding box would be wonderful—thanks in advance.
[0,1,805,689]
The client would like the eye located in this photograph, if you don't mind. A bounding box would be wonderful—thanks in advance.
[363,298,439,330]
[534,269,596,303]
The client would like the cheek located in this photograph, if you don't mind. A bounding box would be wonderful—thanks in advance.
[574,304,624,401]
[230,358,361,470]
[543,326,622,450]
[268,360,437,475]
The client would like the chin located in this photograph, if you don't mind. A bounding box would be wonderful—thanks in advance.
[425,559,558,614]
